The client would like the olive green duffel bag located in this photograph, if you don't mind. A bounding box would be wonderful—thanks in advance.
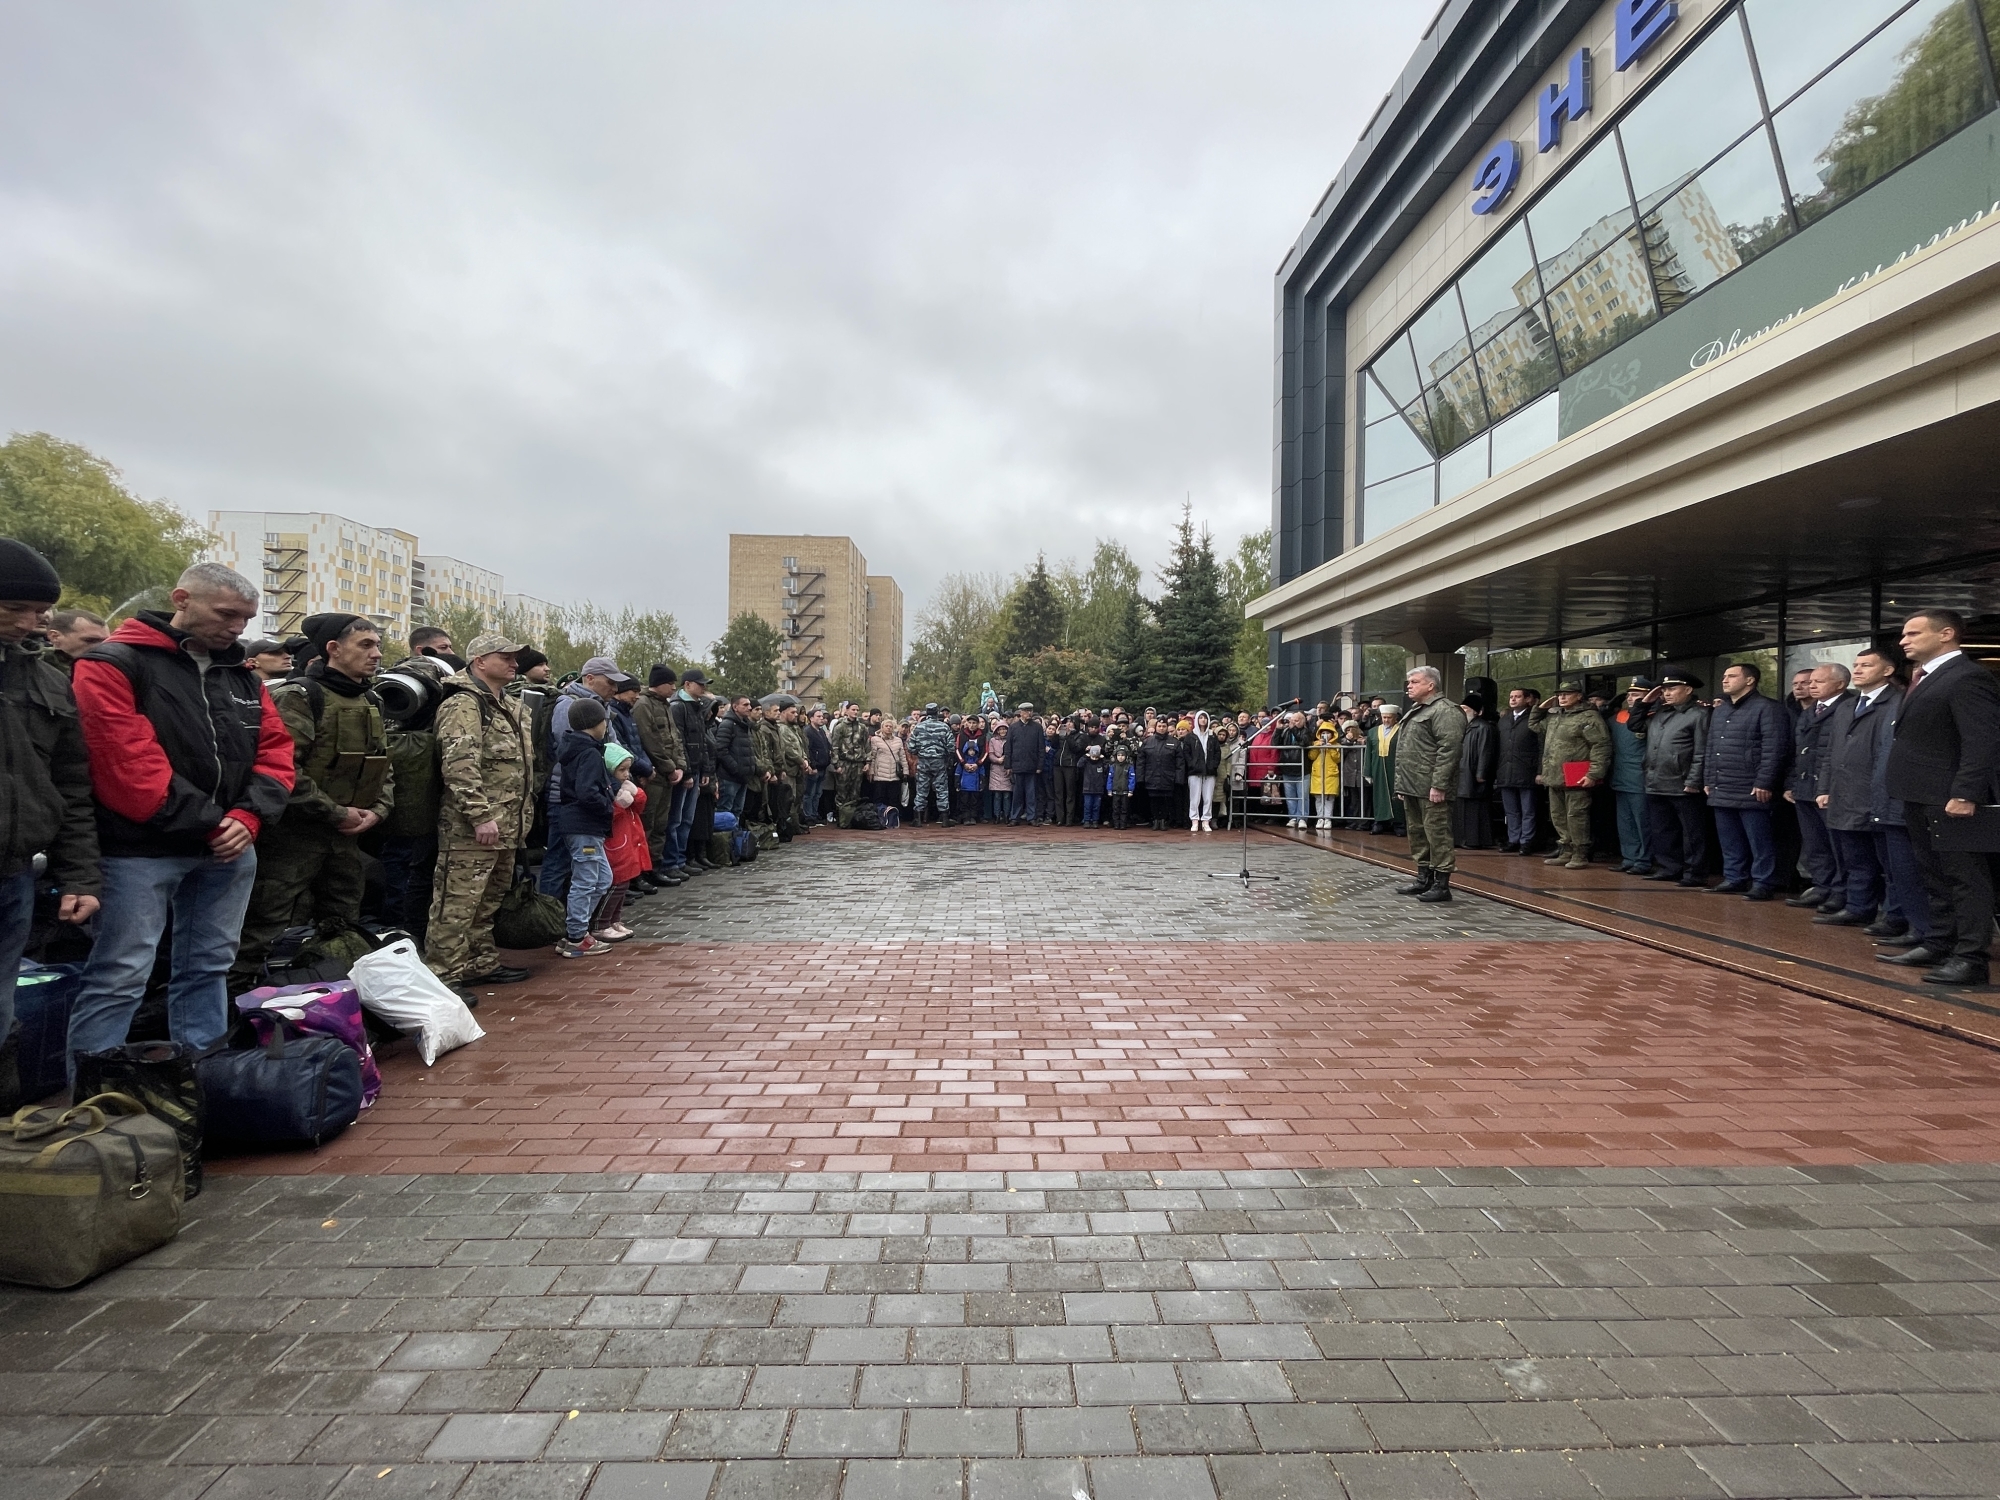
[0,1093,184,1289]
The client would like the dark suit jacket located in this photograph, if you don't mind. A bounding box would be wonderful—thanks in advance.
[1885,654,2000,806]
[1822,686,1900,832]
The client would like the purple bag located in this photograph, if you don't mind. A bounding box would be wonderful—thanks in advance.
[234,981,382,1109]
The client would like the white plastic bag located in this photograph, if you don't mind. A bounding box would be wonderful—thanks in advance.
[348,940,485,1066]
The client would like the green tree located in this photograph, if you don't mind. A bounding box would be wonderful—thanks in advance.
[1009,646,1102,713]
[1221,529,1274,710]
[709,611,784,700]
[902,572,1007,710]
[1067,540,1143,658]
[0,432,209,614]
[989,555,1067,666]
[1096,590,1158,707]
[1152,507,1238,712]
[821,673,869,711]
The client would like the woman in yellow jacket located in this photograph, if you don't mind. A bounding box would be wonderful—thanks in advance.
[1308,724,1341,830]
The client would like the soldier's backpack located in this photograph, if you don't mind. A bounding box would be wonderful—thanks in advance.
[706,832,734,868]
[730,826,758,864]
[493,881,565,951]
[382,726,441,838]
[755,827,781,853]
[843,803,884,831]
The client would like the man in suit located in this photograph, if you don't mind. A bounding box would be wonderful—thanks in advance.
[1882,609,2000,986]
[1816,653,1898,927]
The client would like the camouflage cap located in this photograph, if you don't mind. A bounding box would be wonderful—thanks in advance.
[465,632,525,659]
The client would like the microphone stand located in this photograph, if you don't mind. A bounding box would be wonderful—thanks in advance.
[1209,769,1280,888]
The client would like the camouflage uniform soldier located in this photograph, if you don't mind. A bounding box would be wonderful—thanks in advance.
[751,702,783,827]
[829,701,870,824]
[777,703,809,838]
[426,634,535,994]
[635,665,687,874]
[910,704,954,826]
[230,612,394,992]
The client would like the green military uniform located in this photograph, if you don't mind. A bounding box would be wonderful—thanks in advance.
[1393,695,1465,876]
[229,665,393,992]
[829,715,870,823]
[426,666,534,986]
[748,712,782,827]
[1534,696,1612,868]
[776,715,808,837]
[634,690,686,863]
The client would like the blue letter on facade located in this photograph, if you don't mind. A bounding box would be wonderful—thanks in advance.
[1615,0,1678,70]
[1471,141,1522,215]
[1537,47,1592,152]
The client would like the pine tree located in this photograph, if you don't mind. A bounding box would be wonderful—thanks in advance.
[1097,590,1158,708]
[991,554,1067,663]
[1152,506,1238,711]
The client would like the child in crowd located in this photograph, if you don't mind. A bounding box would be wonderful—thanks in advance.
[594,743,649,943]
[552,698,616,958]
[1309,724,1340,831]
[1080,741,1107,827]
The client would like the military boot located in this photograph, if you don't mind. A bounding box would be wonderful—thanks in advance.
[1417,872,1453,903]
[1564,845,1592,870]
[1543,845,1572,866]
[1393,866,1434,897]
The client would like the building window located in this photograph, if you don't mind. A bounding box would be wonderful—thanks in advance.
[1355,0,2000,534]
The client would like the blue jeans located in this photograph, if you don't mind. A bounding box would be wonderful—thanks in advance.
[68,850,260,1072]
[1284,777,1307,822]
[0,870,35,1041]
[563,833,613,941]
[1083,793,1102,825]
[1501,787,1537,847]
[990,790,1012,822]
[1712,804,1777,889]
[716,779,747,817]
[802,773,826,823]
[1012,773,1038,824]
[665,781,699,869]
[538,809,571,897]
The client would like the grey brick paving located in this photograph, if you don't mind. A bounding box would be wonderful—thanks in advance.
[5,1168,2000,1497]
[618,836,1593,944]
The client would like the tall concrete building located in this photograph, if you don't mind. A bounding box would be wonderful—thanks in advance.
[727,535,902,710]
[416,554,506,628]
[1252,0,2000,702]
[206,511,418,642]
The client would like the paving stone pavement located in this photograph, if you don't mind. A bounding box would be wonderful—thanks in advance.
[6,1167,2000,1499]
[616,832,1600,945]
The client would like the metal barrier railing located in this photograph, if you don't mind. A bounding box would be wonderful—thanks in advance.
[1220,743,1374,829]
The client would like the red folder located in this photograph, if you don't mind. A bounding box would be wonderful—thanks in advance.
[1561,761,1592,788]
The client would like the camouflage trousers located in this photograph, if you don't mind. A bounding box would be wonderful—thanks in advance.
[1401,794,1457,874]
[425,843,515,985]
[913,764,952,820]
[834,764,868,819]
[228,819,368,993]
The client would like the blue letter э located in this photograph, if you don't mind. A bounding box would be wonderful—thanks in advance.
[1471,141,1522,215]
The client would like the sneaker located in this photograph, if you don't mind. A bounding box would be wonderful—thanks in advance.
[593,924,634,942]
[558,935,611,958]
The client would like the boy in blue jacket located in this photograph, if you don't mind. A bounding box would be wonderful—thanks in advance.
[551,698,615,956]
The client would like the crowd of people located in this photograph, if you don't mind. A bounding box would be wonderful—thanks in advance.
[4,531,1997,1115]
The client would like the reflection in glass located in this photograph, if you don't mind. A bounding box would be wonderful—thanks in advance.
[1540,224,1658,371]
[1406,292,1472,384]
[1361,466,1437,542]
[1640,130,1794,310]
[1745,0,1919,108]
[1366,337,1424,412]
[1527,138,1639,280]
[1619,15,1762,203]
[1363,407,1434,486]
[1488,392,1560,475]
[1457,222,1560,421]
[1439,437,1490,501]
[1424,357,1491,451]
[1773,0,1991,224]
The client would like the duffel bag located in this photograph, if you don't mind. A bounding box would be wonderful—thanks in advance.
[731,826,758,863]
[493,880,565,951]
[235,983,382,1109]
[707,832,734,867]
[0,1093,183,1288]
[197,1025,363,1151]
[72,1042,205,1200]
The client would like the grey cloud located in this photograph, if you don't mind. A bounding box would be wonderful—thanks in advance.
[0,0,1430,644]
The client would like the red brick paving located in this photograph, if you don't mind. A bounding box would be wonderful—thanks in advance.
[213,938,2000,1177]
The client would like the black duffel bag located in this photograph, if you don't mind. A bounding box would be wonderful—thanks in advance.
[72,1042,206,1200]
[197,1024,363,1152]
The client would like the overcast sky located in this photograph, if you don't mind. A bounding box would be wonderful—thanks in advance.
[0,1,1430,648]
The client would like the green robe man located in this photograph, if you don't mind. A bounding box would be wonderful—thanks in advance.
[1363,704,1402,832]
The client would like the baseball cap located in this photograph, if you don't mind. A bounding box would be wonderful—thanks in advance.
[465,632,526,659]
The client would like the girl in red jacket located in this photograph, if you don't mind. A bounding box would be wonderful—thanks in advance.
[595,744,652,942]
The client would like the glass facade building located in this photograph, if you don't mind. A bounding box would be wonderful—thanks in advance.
[1255,0,2000,704]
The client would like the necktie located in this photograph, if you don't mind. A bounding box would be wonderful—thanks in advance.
[1909,665,1927,693]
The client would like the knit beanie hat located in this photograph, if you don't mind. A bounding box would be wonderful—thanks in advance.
[0,540,62,604]
[604,742,633,771]
[648,663,678,688]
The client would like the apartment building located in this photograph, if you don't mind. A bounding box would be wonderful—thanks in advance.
[206,511,418,642]
[727,535,902,710]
